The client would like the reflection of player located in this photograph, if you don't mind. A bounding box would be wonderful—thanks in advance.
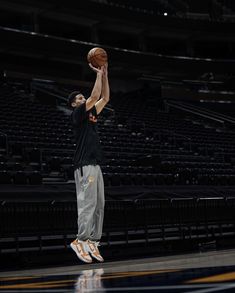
[74,269,105,293]
[68,63,109,263]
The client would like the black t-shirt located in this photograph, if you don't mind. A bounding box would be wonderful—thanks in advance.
[71,103,103,169]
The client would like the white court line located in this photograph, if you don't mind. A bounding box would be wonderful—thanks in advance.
[185,283,235,293]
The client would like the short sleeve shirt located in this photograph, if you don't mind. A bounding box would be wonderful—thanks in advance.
[71,103,103,169]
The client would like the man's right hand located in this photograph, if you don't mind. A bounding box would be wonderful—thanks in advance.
[89,63,104,75]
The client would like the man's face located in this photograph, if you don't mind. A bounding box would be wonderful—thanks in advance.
[72,94,86,107]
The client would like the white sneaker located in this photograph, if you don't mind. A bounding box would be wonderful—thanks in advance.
[87,240,104,262]
[70,239,92,263]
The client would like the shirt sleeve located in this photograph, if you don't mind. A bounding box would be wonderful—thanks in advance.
[72,103,87,125]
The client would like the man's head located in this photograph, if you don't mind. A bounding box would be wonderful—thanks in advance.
[68,91,86,109]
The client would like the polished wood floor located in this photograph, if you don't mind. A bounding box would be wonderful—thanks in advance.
[1,249,235,292]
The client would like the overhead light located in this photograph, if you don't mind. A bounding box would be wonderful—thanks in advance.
[164,12,168,16]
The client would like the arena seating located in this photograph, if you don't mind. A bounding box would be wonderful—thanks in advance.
[1,80,235,258]
[0,81,235,189]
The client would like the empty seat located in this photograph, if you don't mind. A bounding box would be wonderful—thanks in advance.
[28,171,42,185]
[13,171,27,184]
[109,173,121,186]
[65,165,74,180]
[0,155,7,163]
[0,162,6,170]
[0,135,7,148]
[102,172,109,187]
[143,174,155,185]
[120,173,132,185]
[0,170,11,184]
[48,156,61,172]
[132,174,143,186]
[6,162,24,171]
[11,143,24,156]
[29,148,41,163]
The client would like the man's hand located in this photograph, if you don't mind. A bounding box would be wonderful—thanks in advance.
[89,63,104,75]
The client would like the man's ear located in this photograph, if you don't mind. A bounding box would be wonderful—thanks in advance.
[71,102,76,108]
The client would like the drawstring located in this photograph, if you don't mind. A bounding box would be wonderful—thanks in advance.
[80,166,83,177]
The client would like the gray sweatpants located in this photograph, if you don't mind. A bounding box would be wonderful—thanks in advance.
[74,165,105,242]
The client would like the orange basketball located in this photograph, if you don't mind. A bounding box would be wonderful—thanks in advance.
[87,47,108,68]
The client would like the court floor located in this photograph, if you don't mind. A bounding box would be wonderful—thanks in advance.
[1,249,235,292]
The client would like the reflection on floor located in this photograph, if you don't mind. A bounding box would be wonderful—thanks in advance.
[1,249,235,292]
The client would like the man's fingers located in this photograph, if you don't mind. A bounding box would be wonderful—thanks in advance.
[89,63,95,70]
[89,63,99,73]
[89,63,106,75]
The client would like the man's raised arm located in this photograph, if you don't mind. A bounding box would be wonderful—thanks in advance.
[86,64,104,112]
[95,63,110,115]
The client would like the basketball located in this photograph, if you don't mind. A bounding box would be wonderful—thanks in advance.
[87,47,108,68]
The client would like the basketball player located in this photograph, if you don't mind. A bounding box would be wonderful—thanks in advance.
[68,62,109,263]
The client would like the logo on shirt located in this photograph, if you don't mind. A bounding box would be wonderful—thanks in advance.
[88,176,95,183]
[89,113,97,123]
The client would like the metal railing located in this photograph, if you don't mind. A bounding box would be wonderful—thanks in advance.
[1,197,235,254]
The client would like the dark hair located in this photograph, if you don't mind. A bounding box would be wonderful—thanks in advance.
[67,91,82,108]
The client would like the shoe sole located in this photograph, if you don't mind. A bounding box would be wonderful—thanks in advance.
[93,256,104,262]
[89,253,104,262]
[70,243,92,263]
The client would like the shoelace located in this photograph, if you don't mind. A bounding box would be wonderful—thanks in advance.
[75,241,90,257]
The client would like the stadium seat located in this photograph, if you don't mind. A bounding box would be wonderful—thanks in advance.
[13,171,28,185]
[28,171,42,185]
[0,170,12,184]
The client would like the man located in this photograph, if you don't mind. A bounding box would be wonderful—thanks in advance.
[68,62,109,263]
